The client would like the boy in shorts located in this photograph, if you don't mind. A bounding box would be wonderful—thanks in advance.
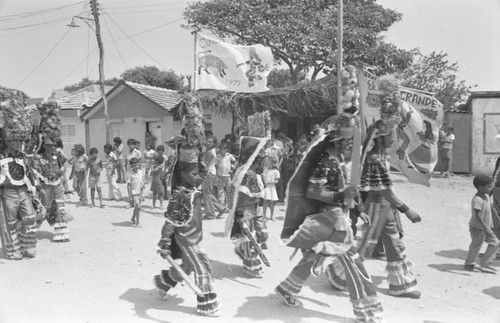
[87,147,104,208]
[127,157,144,227]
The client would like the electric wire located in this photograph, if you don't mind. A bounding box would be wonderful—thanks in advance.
[102,10,170,70]
[49,46,98,95]
[108,17,183,42]
[102,14,128,69]
[0,1,84,22]
[15,28,72,88]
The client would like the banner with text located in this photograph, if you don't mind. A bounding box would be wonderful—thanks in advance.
[358,69,444,186]
[195,34,273,93]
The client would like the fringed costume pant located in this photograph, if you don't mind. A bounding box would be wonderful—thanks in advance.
[278,249,382,323]
[40,183,70,242]
[235,240,262,276]
[154,244,219,315]
[329,192,418,297]
[0,187,37,259]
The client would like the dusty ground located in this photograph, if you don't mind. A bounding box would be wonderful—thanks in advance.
[1,173,499,323]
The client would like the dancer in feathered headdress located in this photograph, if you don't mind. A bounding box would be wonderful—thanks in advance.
[0,98,39,259]
[275,88,383,322]
[224,111,270,279]
[154,95,221,317]
[331,76,423,301]
[31,100,72,242]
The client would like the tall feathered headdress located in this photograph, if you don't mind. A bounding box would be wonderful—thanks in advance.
[37,100,62,144]
[1,98,35,141]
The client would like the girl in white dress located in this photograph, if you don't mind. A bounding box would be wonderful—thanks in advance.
[263,156,280,220]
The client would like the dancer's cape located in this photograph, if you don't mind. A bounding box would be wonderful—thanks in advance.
[280,130,330,247]
[224,135,268,237]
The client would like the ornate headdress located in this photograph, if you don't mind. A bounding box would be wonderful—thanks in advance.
[37,100,62,145]
[377,75,401,129]
[1,98,35,141]
[164,94,205,228]
[223,111,271,237]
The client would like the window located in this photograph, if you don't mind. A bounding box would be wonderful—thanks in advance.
[61,124,76,144]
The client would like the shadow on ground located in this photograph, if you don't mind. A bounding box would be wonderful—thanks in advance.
[120,287,192,323]
[435,249,467,260]
[427,263,471,276]
[233,294,353,322]
[482,286,500,300]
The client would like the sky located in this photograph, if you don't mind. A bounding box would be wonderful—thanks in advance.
[0,0,499,98]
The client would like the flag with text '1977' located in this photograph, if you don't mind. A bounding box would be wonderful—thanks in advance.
[194,34,273,93]
[358,68,444,186]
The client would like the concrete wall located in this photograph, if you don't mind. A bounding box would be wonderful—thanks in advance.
[471,97,500,174]
[202,110,232,142]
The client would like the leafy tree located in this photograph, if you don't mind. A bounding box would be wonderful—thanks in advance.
[400,51,476,110]
[267,69,307,88]
[63,77,118,93]
[183,0,416,84]
[0,85,29,101]
[120,66,185,90]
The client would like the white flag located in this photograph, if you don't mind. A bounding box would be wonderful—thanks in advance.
[195,34,273,93]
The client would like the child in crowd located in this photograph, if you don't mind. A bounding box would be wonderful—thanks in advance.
[155,145,170,200]
[87,147,104,208]
[262,156,280,221]
[216,142,236,210]
[150,155,165,209]
[143,144,156,182]
[464,174,499,273]
[55,138,72,194]
[104,144,123,201]
[113,137,126,184]
[127,157,144,227]
[70,144,88,206]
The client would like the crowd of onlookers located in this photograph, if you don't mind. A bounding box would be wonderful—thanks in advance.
[52,128,315,226]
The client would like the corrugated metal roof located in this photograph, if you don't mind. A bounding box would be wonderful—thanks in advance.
[124,81,182,111]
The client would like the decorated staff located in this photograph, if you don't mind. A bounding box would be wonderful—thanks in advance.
[31,100,72,242]
[275,113,383,323]
[154,96,221,317]
[0,98,39,259]
[225,111,271,279]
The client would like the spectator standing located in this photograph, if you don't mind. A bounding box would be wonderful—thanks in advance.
[69,144,88,206]
[104,144,123,201]
[439,126,455,178]
[215,142,236,210]
[87,147,104,208]
[113,137,126,184]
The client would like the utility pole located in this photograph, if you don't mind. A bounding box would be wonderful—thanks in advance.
[336,0,343,115]
[90,0,111,143]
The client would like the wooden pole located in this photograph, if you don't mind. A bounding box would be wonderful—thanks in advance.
[192,31,198,92]
[91,0,111,144]
[336,0,343,115]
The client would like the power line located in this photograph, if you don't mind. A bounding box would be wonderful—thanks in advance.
[102,10,170,70]
[15,28,72,88]
[102,14,128,69]
[108,17,183,42]
[0,1,84,22]
[0,17,74,31]
[49,46,98,94]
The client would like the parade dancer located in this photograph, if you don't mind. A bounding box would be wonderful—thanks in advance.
[31,101,72,242]
[0,98,39,259]
[275,114,383,323]
[154,97,221,317]
[226,112,270,279]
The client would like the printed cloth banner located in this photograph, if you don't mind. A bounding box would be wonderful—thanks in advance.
[358,67,444,186]
[389,87,444,186]
[195,34,273,93]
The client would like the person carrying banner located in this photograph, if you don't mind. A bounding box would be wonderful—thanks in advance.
[0,98,39,259]
[275,114,383,323]
[154,97,221,317]
[31,101,72,242]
